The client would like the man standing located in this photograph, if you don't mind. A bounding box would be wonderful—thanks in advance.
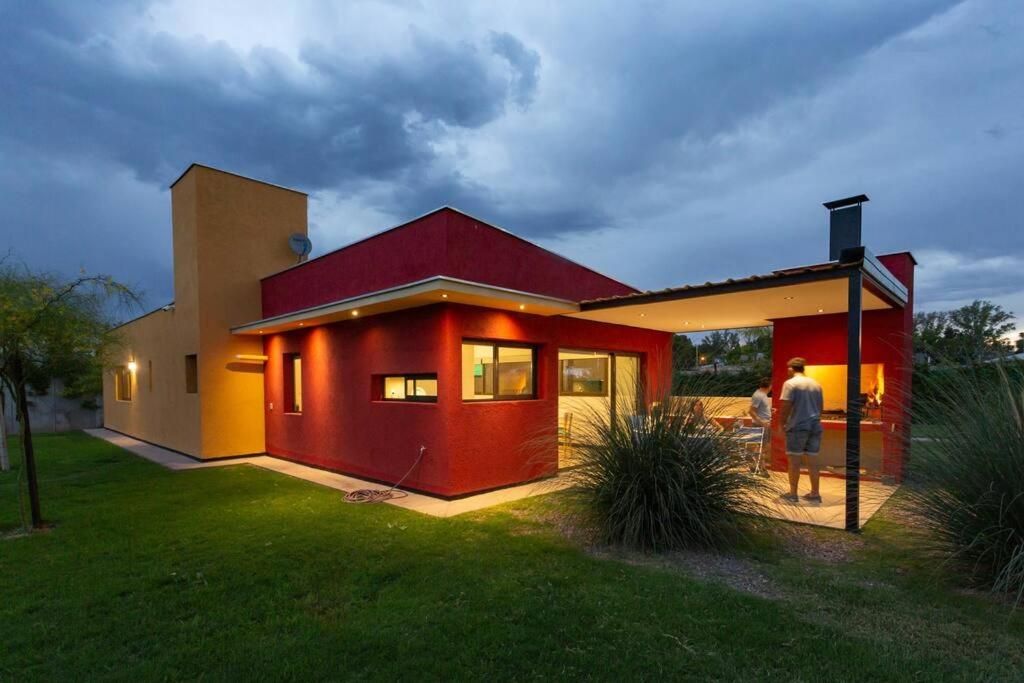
[778,358,823,503]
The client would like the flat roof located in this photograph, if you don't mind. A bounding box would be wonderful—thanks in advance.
[232,275,579,335]
[568,249,908,332]
[168,163,308,196]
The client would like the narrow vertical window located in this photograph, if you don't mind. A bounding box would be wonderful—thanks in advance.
[185,354,198,394]
[114,366,132,401]
[284,353,302,413]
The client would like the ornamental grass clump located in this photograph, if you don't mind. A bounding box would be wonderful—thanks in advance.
[566,383,772,552]
[906,362,1024,606]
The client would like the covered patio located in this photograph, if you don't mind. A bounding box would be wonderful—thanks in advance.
[567,198,914,531]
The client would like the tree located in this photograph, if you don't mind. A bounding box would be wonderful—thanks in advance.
[699,330,739,364]
[0,260,137,529]
[913,311,950,364]
[673,334,696,371]
[945,300,1016,364]
[1016,332,1023,354]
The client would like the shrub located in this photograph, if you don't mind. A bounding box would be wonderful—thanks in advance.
[566,385,772,552]
[905,362,1024,606]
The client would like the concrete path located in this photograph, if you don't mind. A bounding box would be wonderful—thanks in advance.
[84,429,571,518]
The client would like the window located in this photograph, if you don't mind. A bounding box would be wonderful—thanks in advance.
[284,353,302,413]
[462,342,536,400]
[382,374,438,402]
[559,356,609,396]
[185,354,198,394]
[114,366,132,401]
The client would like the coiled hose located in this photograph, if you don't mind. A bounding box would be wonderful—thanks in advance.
[344,445,426,503]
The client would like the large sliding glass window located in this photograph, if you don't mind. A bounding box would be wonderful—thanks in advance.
[462,341,536,401]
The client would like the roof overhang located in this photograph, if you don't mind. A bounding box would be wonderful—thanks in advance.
[231,276,579,335]
[569,251,908,333]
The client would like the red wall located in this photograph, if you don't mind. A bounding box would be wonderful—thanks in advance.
[770,253,915,480]
[263,303,672,497]
[261,208,637,318]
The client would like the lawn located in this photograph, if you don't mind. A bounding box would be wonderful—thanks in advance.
[1,433,1022,680]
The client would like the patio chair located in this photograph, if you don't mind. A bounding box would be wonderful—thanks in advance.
[558,411,574,461]
[732,416,768,477]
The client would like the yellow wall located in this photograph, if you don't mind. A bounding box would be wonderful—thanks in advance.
[103,165,307,457]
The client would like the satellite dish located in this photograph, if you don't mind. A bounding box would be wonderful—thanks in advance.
[288,233,312,259]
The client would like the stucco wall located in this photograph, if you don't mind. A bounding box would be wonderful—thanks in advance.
[770,252,914,480]
[103,165,307,458]
[263,302,673,497]
[260,208,637,319]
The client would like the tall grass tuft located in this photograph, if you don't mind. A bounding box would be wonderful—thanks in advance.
[906,361,1024,606]
[565,377,772,552]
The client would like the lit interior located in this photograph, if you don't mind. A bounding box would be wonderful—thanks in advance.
[461,343,534,400]
[803,363,884,414]
[384,376,406,400]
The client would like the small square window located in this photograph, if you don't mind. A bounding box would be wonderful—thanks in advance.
[382,374,437,402]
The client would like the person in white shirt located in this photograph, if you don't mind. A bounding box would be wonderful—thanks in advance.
[778,358,824,503]
[748,377,772,428]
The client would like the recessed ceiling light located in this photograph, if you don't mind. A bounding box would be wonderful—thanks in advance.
[518,304,525,310]
[639,313,646,317]
[351,310,359,316]
[817,307,824,313]
[298,322,304,326]
[783,296,795,301]
[441,293,448,298]
[258,330,263,334]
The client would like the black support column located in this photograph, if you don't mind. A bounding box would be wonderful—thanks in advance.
[845,269,863,532]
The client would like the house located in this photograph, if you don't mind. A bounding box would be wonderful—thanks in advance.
[104,165,914,526]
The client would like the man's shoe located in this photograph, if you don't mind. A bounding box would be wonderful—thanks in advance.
[801,493,822,503]
[779,493,800,503]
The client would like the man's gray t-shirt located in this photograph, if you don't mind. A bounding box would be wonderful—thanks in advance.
[780,374,823,432]
[750,389,771,423]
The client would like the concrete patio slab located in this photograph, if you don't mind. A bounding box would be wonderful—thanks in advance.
[84,429,571,518]
[750,471,897,529]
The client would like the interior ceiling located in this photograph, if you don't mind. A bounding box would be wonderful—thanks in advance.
[568,278,891,333]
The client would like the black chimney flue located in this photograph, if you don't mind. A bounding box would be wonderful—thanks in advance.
[824,194,869,261]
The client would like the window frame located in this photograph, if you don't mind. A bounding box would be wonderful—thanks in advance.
[381,373,438,403]
[462,340,538,402]
[284,352,303,413]
[114,366,132,402]
[558,355,610,397]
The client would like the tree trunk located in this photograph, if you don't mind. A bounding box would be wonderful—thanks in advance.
[0,389,9,471]
[12,355,42,528]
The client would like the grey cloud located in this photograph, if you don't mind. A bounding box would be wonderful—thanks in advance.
[489,31,540,109]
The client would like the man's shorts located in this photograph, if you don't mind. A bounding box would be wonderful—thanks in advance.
[785,425,823,456]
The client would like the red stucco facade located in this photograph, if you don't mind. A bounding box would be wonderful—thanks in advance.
[770,253,915,480]
[259,208,671,497]
[261,208,636,319]
[263,303,671,497]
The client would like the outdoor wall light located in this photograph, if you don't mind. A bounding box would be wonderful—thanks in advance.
[127,361,138,373]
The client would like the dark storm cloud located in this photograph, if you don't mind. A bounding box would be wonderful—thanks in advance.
[1,0,1021,326]
[0,1,539,195]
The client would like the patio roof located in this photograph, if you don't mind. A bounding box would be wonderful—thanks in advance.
[568,249,907,333]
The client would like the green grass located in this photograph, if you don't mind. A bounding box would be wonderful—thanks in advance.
[1,433,1022,680]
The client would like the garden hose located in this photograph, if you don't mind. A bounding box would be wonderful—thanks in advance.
[344,445,426,503]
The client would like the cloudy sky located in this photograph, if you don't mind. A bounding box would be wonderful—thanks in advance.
[2,0,1022,336]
